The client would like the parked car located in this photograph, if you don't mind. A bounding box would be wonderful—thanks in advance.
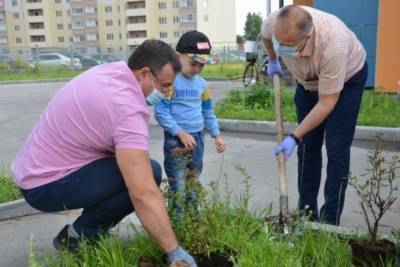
[61,53,101,69]
[0,54,34,70]
[88,53,122,63]
[32,53,82,70]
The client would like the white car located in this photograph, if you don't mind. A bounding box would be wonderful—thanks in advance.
[35,53,82,70]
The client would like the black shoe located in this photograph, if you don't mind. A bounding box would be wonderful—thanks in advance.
[53,225,80,252]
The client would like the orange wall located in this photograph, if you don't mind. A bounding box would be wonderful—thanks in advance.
[375,0,400,93]
[293,0,314,7]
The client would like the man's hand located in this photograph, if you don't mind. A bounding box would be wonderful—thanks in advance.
[214,135,226,153]
[167,246,197,267]
[176,131,196,149]
[273,136,297,161]
[267,59,283,79]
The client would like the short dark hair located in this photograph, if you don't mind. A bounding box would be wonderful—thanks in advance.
[277,5,313,40]
[127,39,181,74]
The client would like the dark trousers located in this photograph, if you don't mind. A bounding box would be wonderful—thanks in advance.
[295,62,368,225]
[21,157,162,239]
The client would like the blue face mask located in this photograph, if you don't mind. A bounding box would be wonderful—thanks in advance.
[146,88,164,105]
[272,35,298,57]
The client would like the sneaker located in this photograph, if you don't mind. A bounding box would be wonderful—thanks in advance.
[53,225,80,252]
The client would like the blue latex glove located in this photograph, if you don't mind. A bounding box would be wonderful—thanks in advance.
[273,136,297,161]
[167,246,197,267]
[267,59,283,79]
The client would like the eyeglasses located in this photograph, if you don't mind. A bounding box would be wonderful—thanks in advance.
[149,69,172,89]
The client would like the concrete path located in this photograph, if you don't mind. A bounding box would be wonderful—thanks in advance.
[0,81,399,267]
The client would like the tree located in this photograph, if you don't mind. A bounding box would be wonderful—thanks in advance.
[236,35,244,45]
[244,13,263,41]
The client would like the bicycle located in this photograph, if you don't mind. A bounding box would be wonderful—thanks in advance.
[242,33,269,87]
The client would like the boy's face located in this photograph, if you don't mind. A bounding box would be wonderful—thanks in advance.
[178,53,205,78]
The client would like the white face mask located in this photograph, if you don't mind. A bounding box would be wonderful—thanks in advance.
[146,88,164,105]
[272,35,298,57]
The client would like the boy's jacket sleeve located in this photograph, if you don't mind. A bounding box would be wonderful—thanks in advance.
[154,87,181,136]
[202,87,220,137]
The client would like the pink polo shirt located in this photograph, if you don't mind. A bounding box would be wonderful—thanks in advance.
[12,61,150,189]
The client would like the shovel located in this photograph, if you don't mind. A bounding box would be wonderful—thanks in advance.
[273,74,290,233]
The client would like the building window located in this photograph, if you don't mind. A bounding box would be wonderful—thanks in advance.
[158,2,166,9]
[180,0,194,7]
[56,11,62,17]
[86,34,97,41]
[107,47,115,53]
[57,24,63,30]
[173,31,181,38]
[69,36,73,42]
[86,20,97,27]
[106,20,113,27]
[71,8,83,16]
[0,23,6,32]
[119,33,122,40]
[68,23,72,29]
[106,33,114,40]
[173,1,179,8]
[85,6,96,14]
[13,13,19,19]
[0,37,7,44]
[159,17,167,24]
[58,36,64,43]
[12,0,18,7]
[105,6,112,13]
[16,37,22,43]
[204,15,208,22]
[15,25,20,31]
[173,16,180,23]
[55,0,61,4]
[180,13,194,22]
[159,32,167,39]
[72,21,84,30]
[73,35,85,42]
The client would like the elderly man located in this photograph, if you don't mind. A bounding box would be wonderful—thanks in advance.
[262,5,367,225]
[12,40,197,266]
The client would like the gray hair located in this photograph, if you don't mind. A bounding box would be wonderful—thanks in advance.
[276,5,313,40]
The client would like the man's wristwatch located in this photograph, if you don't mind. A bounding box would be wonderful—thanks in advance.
[290,133,301,145]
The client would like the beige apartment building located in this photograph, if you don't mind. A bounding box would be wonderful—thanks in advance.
[0,0,235,56]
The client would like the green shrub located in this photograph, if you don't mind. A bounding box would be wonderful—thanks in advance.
[15,57,31,69]
[0,62,11,72]
[0,169,21,203]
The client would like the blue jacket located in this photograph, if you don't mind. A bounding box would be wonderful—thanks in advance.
[154,74,220,137]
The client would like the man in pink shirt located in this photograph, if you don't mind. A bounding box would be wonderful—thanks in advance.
[262,5,368,225]
[12,40,197,266]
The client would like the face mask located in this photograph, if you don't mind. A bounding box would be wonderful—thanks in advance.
[146,88,164,105]
[272,35,298,57]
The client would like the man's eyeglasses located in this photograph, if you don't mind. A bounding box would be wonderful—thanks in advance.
[150,69,172,89]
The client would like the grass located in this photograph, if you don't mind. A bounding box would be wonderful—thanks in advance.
[215,83,400,127]
[0,168,21,204]
[201,63,245,79]
[32,172,359,267]
[0,69,81,81]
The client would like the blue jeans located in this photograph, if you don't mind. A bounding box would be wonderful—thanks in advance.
[163,131,204,219]
[296,62,368,225]
[21,157,162,239]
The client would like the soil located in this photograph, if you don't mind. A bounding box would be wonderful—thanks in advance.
[138,252,233,267]
[349,239,399,267]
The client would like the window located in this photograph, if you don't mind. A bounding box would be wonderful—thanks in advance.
[180,13,194,22]
[68,23,72,29]
[107,47,115,53]
[16,37,22,43]
[13,13,19,19]
[173,16,180,23]
[73,35,85,42]
[15,25,20,31]
[174,31,181,38]
[158,2,166,9]
[12,0,18,7]
[67,10,70,16]
[69,36,73,42]
[0,23,6,32]
[85,6,96,13]
[55,0,61,3]
[159,17,167,24]
[204,15,208,22]
[72,21,84,29]
[71,8,83,16]
[106,33,114,40]
[57,24,63,30]
[0,37,7,44]
[58,36,64,43]
[56,10,62,17]
[119,33,122,40]
[159,32,167,39]
[180,0,194,7]
[173,1,179,8]
[105,6,112,13]
[106,20,113,27]
[86,20,97,27]
[86,33,97,41]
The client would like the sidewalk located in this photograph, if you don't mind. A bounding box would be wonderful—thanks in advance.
[1,125,399,267]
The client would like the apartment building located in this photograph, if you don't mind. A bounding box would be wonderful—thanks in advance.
[0,0,235,55]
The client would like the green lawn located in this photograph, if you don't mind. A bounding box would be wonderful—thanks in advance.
[0,168,21,204]
[201,63,245,79]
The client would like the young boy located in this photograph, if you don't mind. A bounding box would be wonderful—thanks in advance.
[155,31,225,219]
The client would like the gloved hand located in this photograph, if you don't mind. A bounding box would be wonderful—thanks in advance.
[267,59,283,79]
[273,136,297,161]
[167,246,197,267]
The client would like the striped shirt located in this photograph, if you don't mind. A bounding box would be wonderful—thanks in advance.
[261,6,366,95]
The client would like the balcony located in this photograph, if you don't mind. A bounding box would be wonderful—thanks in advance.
[126,8,146,17]
[29,29,45,35]
[26,2,43,9]
[27,16,44,23]
[127,37,146,46]
[127,23,146,31]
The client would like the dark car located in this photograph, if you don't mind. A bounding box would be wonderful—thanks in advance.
[88,54,122,63]
[61,53,101,69]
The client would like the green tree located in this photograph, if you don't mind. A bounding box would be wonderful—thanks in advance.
[236,34,244,45]
[244,12,263,41]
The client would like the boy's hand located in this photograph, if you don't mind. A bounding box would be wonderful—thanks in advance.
[176,131,197,149]
[214,135,226,153]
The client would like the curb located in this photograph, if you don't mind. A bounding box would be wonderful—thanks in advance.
[0,78,71,85]
[218,119,400,142]
[0,199,41,221]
